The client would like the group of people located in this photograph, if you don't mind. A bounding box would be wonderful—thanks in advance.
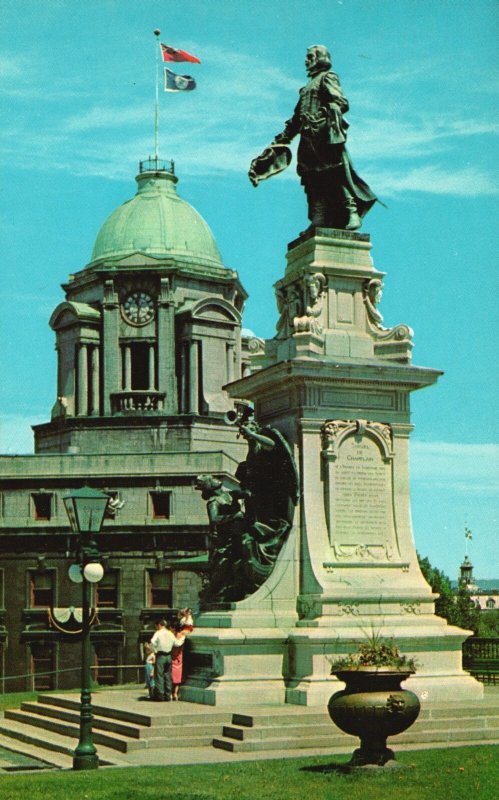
[143,608,194,702]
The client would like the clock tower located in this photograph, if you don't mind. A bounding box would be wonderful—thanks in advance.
[34,159,247,455]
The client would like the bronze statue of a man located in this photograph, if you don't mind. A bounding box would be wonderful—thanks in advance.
[251,45,377,231]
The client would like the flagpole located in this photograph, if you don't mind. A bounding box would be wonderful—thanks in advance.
[153,29,161,164]
[464,525,472,557]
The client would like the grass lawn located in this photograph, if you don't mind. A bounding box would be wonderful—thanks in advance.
[0,684,138,714]
[0,745,496,800]
[0,692,39,713]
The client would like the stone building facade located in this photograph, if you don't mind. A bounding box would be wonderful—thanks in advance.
[0,160,249,692]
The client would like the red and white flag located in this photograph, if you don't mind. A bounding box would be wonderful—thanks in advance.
[160,43,201,64]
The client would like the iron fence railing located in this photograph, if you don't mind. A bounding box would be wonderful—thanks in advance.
[0,664,144,693]
[462,637,499,685]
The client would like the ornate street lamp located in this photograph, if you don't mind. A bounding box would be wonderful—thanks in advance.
[64,486,109,771]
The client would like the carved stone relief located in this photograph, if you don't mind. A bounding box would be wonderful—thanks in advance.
[400,602,421,615]
[293,272,326,334]
[362,278,414,362]
[275,272,326,339]
[321,419,399,562]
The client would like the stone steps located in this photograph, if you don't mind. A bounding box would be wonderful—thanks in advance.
[0,721,131,768]
[212,702,499,754]
[2,710,143,753]
[16,701,224,740]
[0,693,233,759]
[1,689,498,767]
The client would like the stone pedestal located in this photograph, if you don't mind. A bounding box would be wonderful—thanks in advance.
[183,228,482,706]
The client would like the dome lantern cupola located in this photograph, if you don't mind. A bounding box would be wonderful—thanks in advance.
[90,158,223,268]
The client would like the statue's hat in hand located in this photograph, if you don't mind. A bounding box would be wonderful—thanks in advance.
[249,143,292,187]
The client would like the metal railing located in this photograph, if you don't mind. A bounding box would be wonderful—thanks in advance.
[110,391,166,414]
[139,157,175,175]
[0,664,145,693]
[462,637,499,685]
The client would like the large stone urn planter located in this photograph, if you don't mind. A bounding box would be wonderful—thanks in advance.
[328,667,420,767]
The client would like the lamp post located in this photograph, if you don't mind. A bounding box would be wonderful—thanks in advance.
[63,486,109,771]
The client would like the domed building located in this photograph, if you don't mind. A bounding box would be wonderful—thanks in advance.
[0,160,250,691]
[36,159,247,452]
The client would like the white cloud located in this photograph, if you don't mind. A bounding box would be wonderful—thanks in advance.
[351,114,499,160]
[371,164,497,197]
[64,103,151,132]
[1,42,497,197]
[410,441,499,494]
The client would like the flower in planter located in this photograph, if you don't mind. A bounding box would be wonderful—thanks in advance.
[327,632,421,768]
[329,630,418,672]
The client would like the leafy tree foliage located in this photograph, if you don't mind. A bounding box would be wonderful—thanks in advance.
[417,553,481,634]
[477,610,499,638]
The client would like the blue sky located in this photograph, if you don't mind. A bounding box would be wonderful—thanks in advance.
[0,0,497,579]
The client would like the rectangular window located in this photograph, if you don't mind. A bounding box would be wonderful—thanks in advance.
[148,570,172,607]
[95,570,119,608]
[93,644,118,686]
[30,572,54,608]
[32,493,52,521]
[31,643,55,691]
[131,342,150,390]
[150,491,171,520]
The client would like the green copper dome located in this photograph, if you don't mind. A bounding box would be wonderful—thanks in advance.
[90,168,223,268]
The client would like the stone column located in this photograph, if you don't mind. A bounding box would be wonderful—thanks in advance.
[157,278,177,413]
[90,346,100,415]
[102,280,120,414]
[77,344,88,416]
[226,342,235,383]
[148,344,156,390]
[188,340,199,414]
[177,341,186,413]
[123,346,132,391]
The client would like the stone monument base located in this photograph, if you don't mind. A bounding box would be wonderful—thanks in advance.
[183,227,483,709]
[182,613,483,707]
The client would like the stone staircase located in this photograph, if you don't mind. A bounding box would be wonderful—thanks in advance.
[212,698,499,753]
[0,688,498,768]
[0,692,233,767]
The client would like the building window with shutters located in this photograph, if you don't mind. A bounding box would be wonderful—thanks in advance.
[147,570,172,607]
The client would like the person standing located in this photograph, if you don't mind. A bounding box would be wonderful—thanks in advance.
[171,621,186,701]
[150,619,176,701]
[143,642,156,699]
[178,607,194,632]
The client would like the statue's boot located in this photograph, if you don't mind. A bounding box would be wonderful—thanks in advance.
[308,197,328,227]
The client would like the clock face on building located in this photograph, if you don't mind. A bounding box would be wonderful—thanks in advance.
[122,291,155,325]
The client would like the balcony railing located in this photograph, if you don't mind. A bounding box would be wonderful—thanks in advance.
[139,157,175,174]
[111,391,166,414]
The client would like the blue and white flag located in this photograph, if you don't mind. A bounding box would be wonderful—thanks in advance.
[163,68,196,92]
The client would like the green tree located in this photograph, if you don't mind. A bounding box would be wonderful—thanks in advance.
[417,553,480,634]
[451,582,481,634]
[477,609,499,638]
[418,554,456,621]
